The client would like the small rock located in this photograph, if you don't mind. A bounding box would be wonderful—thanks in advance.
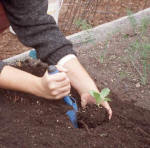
[133,78,137,81]
[16,61,22,67]
[111,79,114,82]
[136,83,140,88]
[36,100,40,104]
[100,133,108,137]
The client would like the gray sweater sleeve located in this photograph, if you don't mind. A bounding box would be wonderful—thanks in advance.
[0,61,7,73]
[1,0,76,65]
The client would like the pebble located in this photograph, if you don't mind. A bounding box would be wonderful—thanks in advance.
[133,78,137,81]
[36,100,40,104]
[111,79,114,82]
[136,82,140,88]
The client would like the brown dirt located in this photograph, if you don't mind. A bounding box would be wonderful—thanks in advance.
[0,58,150,148]
[59,0,150,35]
[1,0,150,60]
[77,25,150,110]
[0,1,150,147]
[0,29,30,60]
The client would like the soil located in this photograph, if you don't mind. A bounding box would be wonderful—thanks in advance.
[0,1,150,148]
[0,59,150,148]
[59,0,150,35]
[0,30,30,60]
[1,1,150,59]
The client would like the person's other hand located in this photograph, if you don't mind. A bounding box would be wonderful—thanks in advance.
[81,93,112,120]
[38,65,71,99]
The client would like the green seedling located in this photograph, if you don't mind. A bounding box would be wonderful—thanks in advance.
[89,88,111,106]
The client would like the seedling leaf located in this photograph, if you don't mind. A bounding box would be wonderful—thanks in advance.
[104,98,111,102]
[100,88,110,98]
[89,90,100,98]
[89,88,111,106]
[89,90,101,104]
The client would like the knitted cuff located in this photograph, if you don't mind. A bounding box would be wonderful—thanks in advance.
[46,45,76,65]
[0,61,7,73]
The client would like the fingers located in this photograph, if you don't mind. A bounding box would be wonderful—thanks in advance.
[50,85,71,98]
[55,90,70,99]
[81,99,87,109]
[48,77,70,89]
[56,65,68,73]
[46,71,69,82]
[101,101,112,120]
[42,70,71,100]
[44,84,70,100]
[81,93,112,120]
[81,93,96,108]
[107,108,112,120]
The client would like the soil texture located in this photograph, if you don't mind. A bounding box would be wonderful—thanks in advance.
[0,59,149,148]
[60,0,150,35]
[0,1,150,147]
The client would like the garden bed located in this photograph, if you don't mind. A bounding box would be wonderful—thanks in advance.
[0,4,150,148]
[0,22,150,147]
[0,58,150,148]
[60,0,150,35]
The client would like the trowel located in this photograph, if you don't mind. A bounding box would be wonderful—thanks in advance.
[48,65,78,128]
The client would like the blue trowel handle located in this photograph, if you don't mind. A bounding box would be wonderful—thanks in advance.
[48,65,59,75]
[47,65,78,128]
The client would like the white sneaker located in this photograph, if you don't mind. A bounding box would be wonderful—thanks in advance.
[9,26,16,35]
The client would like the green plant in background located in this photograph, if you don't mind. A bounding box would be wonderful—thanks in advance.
[74,18,95,43]
[127,9,137,32]
[140,17,150,35]
[89,88,111,106]
[99,41,109,64]
[119,71,128,80]
[126,10,150,85]
[74,18,92,30]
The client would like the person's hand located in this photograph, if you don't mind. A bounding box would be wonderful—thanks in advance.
[38,66,71,99]
[81,92,112,120]
[59,57,112,120]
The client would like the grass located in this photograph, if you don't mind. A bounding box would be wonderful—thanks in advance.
[74,18,96,43]
[126,11,150,85]
[101,10,150,85]
[74,12,150,85]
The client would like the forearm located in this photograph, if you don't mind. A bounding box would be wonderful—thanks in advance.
[0,65,41,95]
[2,0,75,65]
[60,57,98,95]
